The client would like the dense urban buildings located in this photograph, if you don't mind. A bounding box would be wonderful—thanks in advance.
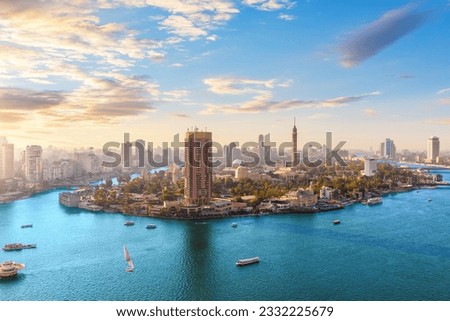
[0,137,14,180]
[427,136,440,164]
[184,129,213,206]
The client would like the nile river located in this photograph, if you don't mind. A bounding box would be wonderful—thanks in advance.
[1,170,449,301]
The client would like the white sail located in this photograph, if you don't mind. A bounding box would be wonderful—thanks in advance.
[123,245,134,272]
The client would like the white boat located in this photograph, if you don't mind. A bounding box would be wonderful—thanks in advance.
[123,245,134,272]
[146,224,157,229]
[236,257,260,266]
[333,220,341,225]
[366,197,383,205]
[124,221,134,226]
[0,261,25,278]
[230,223,238,228]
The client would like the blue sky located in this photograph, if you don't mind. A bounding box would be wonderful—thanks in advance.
[0,0,449,151]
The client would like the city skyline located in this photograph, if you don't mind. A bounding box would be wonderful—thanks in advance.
[1,1,449,150]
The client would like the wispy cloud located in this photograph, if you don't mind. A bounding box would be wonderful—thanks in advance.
[437,88,450,95]
[308,113,331,120]
[171,113,190,119]
[339,2,432,68]
[203,77,280,95]
[201,89,380,114]
[243,0,295,11]
[278,13,295,21]
[425,118,450,125]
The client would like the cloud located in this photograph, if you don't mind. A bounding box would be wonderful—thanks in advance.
[278,13,295,21]
[171,113,190,119]
[437,88,450,95]
[203,77,282,95]
[0,112,28,123]
[339,3,432,68]
[243,0,295,11]
[439,98,450,105]
[201,91,381,114]
[0,87,65,110]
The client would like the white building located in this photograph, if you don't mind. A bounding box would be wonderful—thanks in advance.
[235,166,249,180]
[23,145,43,183]
[427,136,440,164]
[364,158,377,177]
[0,137,14,180]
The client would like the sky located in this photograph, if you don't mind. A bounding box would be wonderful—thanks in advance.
[1,0,449,152]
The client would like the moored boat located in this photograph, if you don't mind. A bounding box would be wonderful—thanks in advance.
[124,221,134,226]
[365,197,383,205]
[333,220,341,225]
[230,223,238,228]
[0,261,25,278]
[236,257,260,266]
[2,243,37,251]
[21,224,33,228]
[146,224,157,229]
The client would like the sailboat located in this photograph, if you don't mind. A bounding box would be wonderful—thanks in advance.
[123,245,134,272]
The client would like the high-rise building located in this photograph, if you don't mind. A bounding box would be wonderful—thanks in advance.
[364,158,377,177]
[0,137,14,180]
[24,145,43,183]
[379,142,385,158]
[427,136,440,164]
[383,138,396,160]
[292,118,298,166]
[184,129,212,206]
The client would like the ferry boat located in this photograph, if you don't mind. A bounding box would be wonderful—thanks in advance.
[2,243,37,251]
[333,220,341,225]
[124,221,134,226]
[230,223,238,228]
[0,261,25,278]
[21,224,33,228]
[146,224,157,229]
[236,257,260,266]
[366,197,383,205]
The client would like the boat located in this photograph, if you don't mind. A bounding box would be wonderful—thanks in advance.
[230,223,238,228]
[333,220,341,225]
[236,257,260,266]
[2,243,37,251]
[366,197,383,205]
[123,245,134,272]
[124,221,134,226]
[0,261,25,278]
[146,224,157,229]
[21,224,33,228]
[428,198,432,202]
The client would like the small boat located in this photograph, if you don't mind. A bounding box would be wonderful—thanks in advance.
[146,224,157,229]
[333,220,341,225]
[124,221,134,226]
[2,243,37,251]
[230,223,238,228]
[236,257,260,266]
[21,224,33,228]
[0,261,25,278]
[366,197,383,205]
[428,198,432,202]
[123,245,134,272]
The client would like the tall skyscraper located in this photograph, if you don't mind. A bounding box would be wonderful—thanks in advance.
[184,129,212,206]
[427,136,440,164]
[24,145,43,183]
[0,137,14,180]
[383,138,396,160]
[364,158,377,177]
[292,118,298,166]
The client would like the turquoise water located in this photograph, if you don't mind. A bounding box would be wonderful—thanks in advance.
[0,171,449,301]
